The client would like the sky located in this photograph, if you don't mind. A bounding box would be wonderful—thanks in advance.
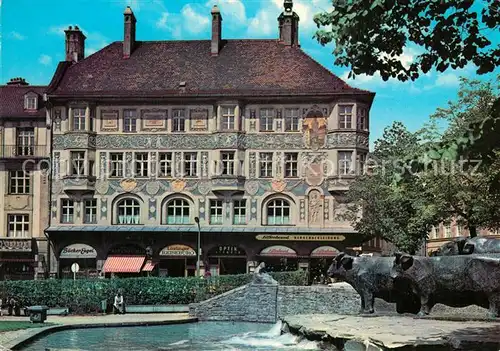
[1,0,498,147]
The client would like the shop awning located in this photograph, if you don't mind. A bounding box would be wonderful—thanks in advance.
[142,261,156,272]
[102,256,145,273]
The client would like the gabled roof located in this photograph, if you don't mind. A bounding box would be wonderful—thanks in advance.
[48,40,374,99]
[0,85,47,118]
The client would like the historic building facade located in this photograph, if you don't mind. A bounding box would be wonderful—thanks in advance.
[45,2,374,278]
[427,222,499,255]
[0,78,50,280]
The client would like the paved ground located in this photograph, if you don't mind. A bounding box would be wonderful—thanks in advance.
[283,314,500,350]
[0,313,194,350]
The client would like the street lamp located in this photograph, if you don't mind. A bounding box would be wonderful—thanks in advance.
[194,217,201,277]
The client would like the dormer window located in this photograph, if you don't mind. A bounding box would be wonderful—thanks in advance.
[24,95,37,110]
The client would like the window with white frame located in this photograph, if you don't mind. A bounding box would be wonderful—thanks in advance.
[9,170,30,194]
[259,108,274,131]
[84,199,97,224]
[159,152,173,177]
[110,153,124,178]
[124,109,137,132]
[117,198,140,224]
[444,224,451,238]
[7,214,29,237]
[210,199,224,224]
[16,128,34,156]
[455,225,462,237]
[357,153,367,175]
[184,152,198,177]
[135,153,149,177]
[357,107,368,130]
[233,199,246,225]
[284,108,300,131]
[430,226,437,239]
[259,152,273,178]
[165,199,190,224]
[338,105,353,129]
[90,113,95,132]
[70,151,86,176]
[338,151,353,175]
[267,199,291,225]
[25,95,37,110]
[284,153,298,178]
[172,109,186,132]
[61,199,74,224]
[221,151,235,176]
[221,107,235,131]
[73,108,86,131]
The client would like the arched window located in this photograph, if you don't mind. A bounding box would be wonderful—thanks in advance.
[166,199,190,224]
[267,199,290,225]
[116,198,140,224]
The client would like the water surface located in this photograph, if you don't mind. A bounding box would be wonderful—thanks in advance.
[22,321,318,350]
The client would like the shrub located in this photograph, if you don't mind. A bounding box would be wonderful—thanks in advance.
[0,270,307,314]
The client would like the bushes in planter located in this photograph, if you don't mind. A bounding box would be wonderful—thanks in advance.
[0,270,307,314]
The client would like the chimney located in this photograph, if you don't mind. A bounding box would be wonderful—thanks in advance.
[278,0,299,46]
[6,77,29,86]
[211,5,222,56]
[64,26,86,63]
[123,6,137,59]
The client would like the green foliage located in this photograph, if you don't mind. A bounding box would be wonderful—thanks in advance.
[0,271,307,314]
[314,0,500,81]
[0,321,56,332]
[357,76,500,247]
[346,122,440,253]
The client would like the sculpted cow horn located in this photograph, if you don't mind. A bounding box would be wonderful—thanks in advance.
[456,238,467,254]
[394,252,402,263]
[335,252,346,261]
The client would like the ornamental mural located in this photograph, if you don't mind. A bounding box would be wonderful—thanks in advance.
[303,110,327,151]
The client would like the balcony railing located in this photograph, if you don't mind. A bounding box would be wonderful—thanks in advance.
[0,145,48,158]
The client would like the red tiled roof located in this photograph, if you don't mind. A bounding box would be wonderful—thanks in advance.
[0,85,47,118]
[49,40,373,98]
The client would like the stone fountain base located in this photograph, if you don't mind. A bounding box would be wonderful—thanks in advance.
[282,314,500,350]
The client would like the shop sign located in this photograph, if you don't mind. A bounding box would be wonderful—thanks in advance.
[160,244,196,257]
[60,244,97,259]
[310,246,340,257]
[0,239,31,252]
[108,244,145,255]
[211,246,245,256]
[260,245,297,257]
[256,234,345,242]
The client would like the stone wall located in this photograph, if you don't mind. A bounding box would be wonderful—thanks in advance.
[190,282,395,322]
[189,283,278,323]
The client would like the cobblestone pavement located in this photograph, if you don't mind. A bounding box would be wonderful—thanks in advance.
[283,314,500,350]
[0,313,193,350]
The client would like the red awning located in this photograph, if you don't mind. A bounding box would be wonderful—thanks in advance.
[102,256,145,273]
[142,261,156,272]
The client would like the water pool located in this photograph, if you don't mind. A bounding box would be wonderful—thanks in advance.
[21,321,318,350]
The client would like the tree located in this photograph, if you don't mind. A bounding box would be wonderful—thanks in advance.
[402,77,500,236]
[314,0,500,81]
[346,122,439,253]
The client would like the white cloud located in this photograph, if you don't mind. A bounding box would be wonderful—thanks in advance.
[156,12,169,29]
[205,0,247,24]
[39,54,53,66]
[9,31,25,40]
[181,4,210,34]
[435,73,460,87]
[247,9,275,37]
[49,25,70,36]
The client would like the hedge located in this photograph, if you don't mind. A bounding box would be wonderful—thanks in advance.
[0,270,307,314]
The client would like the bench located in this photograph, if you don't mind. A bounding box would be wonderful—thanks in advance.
[125,305,189,313]
[47,307,69,316]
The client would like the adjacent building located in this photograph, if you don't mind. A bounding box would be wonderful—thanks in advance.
[427,222,499,255]
[44,1,374,278]
[0,78,50,280]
